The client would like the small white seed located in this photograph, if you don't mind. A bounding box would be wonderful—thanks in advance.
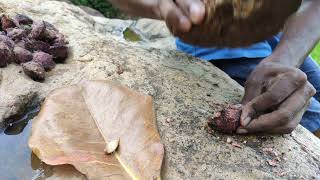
[104,138,120,154]
[226,137,233,144]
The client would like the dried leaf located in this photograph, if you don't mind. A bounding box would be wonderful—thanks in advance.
[46,165,87,180]
[29,80,164,180]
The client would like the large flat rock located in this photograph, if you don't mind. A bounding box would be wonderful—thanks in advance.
[0,0,319,179]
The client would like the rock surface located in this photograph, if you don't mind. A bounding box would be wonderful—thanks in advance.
[0,0,319,179]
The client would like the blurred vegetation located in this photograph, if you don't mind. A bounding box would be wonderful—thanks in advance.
[70,0,126,18]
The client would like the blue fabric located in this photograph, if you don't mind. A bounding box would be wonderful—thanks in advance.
[176,38,272,61]
[211,57,320,132]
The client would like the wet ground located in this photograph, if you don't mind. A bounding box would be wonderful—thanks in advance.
[0,107,49,180]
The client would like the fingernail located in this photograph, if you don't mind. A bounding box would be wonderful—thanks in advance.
[237,128,248,134]
[190,4,205,24]
[179,17,191,32]
[242,117,251,127]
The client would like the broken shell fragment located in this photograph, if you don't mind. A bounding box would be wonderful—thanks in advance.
[30,21,45,40]
[44,21,58,32]
[15,39,26,48]
[49,45,68,62]
[52,33,68,46]
[0,42,13,67]
[14,14,33,25]
[0,35,15,49]
[22,61,45,81]
[1,15,16,31]
[43,29,58,42]
[28,40,50,52]
[7,28,27,40]
[0,13,69,81]
[33,51,55,71]
[208,104,242,134]
[104,139,120,154]
[14,46,33,64]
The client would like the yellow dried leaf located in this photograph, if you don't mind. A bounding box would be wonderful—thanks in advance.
[29,80,164,180]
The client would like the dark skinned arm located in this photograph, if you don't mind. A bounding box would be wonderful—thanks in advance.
[238,0,320,134]
[109,0,319,134]
[269,0,320,67]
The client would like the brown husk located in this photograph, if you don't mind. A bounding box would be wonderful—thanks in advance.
[177,0,302,47]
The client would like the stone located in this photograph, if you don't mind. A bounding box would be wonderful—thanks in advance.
[48,45,68,63]
[22,61,45,81]
[0,35,15,49]
[0,0,319,179]
[27,40,50,52]
[13,46,33,64]
[0,42,13,67]
[13,14,33,25]
[1,15,16,31]
[30,21,45,40]
[6,28,27,40]
[32,51,55,71]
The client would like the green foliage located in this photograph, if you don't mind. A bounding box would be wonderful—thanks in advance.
[311,42,320,64]
[70,0,124,18]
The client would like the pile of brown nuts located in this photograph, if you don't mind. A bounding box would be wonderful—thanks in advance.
[0,14,69,81]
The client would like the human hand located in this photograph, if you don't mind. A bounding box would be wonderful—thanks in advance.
[157,0,205,34]
[237,62,316,134]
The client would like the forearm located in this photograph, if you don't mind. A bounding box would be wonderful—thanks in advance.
[264,0,320,67]
[108,0,161,19]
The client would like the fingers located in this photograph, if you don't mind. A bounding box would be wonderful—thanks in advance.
[268,102,309,134]
[238,82,316,134]
[241,80,262,105]
[241,69,307,125]
[175,0,205,24]
[158,0,191,33]
[241,63,295,105]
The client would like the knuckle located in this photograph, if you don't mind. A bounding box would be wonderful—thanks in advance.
[306,83,316,97]
[262,91,282,106]
[278,110,293,125]
[292,69,307,85]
